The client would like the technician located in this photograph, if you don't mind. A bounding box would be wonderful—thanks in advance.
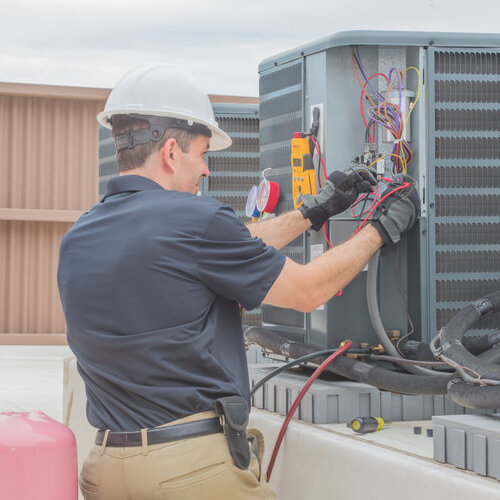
[58,64,420,500]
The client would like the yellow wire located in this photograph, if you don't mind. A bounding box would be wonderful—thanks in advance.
[400,66,421,144]
[367,153,407,175]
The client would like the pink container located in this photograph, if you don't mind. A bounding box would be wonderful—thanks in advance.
[0,411,78,499]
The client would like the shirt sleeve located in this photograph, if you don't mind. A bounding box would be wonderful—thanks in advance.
[197,206,286,310]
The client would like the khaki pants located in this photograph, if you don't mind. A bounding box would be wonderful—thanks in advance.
[79,411,277,499]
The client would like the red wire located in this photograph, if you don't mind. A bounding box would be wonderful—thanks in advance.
[308,135,332,248]
[323,224,332,248]
[309,136,327,180]
[351,182,410,238]
[266,341,353,481]
[350,184,380,219]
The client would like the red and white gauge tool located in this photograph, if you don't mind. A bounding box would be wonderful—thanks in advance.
[256,170,280,213]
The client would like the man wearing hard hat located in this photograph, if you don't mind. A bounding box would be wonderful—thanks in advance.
[58,65,419,499]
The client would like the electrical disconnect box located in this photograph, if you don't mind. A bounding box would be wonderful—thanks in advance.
[258,31,500,349]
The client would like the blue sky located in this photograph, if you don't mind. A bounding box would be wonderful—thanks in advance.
[1,0,499,96]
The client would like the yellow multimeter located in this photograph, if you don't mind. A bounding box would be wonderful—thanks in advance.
[291,132,316,209]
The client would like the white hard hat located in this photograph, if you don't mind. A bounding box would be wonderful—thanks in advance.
[97,64,232,151]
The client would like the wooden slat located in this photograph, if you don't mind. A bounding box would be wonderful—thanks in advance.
[0,81,257,104]
[0,334,68,345]
[0,208,83,222]
[0,81,110,101]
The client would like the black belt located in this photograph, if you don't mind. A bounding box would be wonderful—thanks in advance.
[95,417,223,447]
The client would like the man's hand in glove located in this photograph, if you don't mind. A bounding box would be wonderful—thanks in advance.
[299,167,376,231]
[370,175,421,245]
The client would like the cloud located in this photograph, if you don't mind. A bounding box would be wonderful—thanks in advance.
[1,0,500,95]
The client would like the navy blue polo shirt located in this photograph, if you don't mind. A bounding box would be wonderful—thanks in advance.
[57,175,285,431]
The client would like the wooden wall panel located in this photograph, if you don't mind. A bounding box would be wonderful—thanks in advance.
[0,221,30,334]
[0,83,106,344]
[0,221,72,339]
[0,95,102,210]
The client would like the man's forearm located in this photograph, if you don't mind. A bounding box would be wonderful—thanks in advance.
[246,210,312,249]
[263,224,383,312]
[304,224,383,308]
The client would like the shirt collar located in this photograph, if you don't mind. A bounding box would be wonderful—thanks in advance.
[102,175,164,201]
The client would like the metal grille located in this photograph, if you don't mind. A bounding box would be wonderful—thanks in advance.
[203,104,262,326]
[428,48,500,339]
[98,127,116,197]
[435,137,500,159]
[434,51,500,74]
[207,175,258,193]
[436,309,499,330]
[203,104,260,220]
[261,305,305,328]
[259,61,303,170]
[435,110,500,131]
[435,80,500,102]
[243,311,264,327]
[435,166,500,188]
[260,62,302,94]
[436,251,500,273]
[436,222,500,245]
[436,279,500,302]
[435,194,500,216]
[258,61,306,335]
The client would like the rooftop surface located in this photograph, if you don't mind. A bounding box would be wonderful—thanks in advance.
[0,346,73,421]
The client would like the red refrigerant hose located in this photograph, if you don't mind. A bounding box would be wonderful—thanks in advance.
[266,340,353,481]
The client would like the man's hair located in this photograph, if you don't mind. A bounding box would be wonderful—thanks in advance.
[111,114,200,173]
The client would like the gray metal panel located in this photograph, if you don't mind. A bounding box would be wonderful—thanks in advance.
[259,42,418,348]
[425,47,500,342]
[201,103,262,325]
[202,103,260,218]
[433,413,500,480]
[259,31,500,72]
[249,368,380,424]
[98,126,117,197]
[258,59,307,340]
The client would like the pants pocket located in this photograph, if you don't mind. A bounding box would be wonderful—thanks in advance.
[79,477,99,500]
[159,462,228,491]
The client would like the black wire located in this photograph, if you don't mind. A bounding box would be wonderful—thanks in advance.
[304,132,331,241]
[306,132,323,185]
[250,348,336,397]
[356,195,370,229]
[365,119,374,144]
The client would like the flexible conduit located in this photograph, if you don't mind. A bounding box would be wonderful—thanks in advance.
[366,250,449,377]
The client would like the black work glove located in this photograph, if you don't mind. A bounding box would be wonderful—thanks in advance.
[370,174,421,245]
[299,168,376,230]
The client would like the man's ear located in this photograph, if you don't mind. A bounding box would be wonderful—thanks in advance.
[161,137,179,173]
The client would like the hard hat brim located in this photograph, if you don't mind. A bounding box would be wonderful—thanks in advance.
[97,109,232,151]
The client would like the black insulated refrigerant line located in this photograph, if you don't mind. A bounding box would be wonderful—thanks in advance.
[244,327,450,395]
[431,290,500,409]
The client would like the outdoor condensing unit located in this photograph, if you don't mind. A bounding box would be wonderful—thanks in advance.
[258,31,500,349]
